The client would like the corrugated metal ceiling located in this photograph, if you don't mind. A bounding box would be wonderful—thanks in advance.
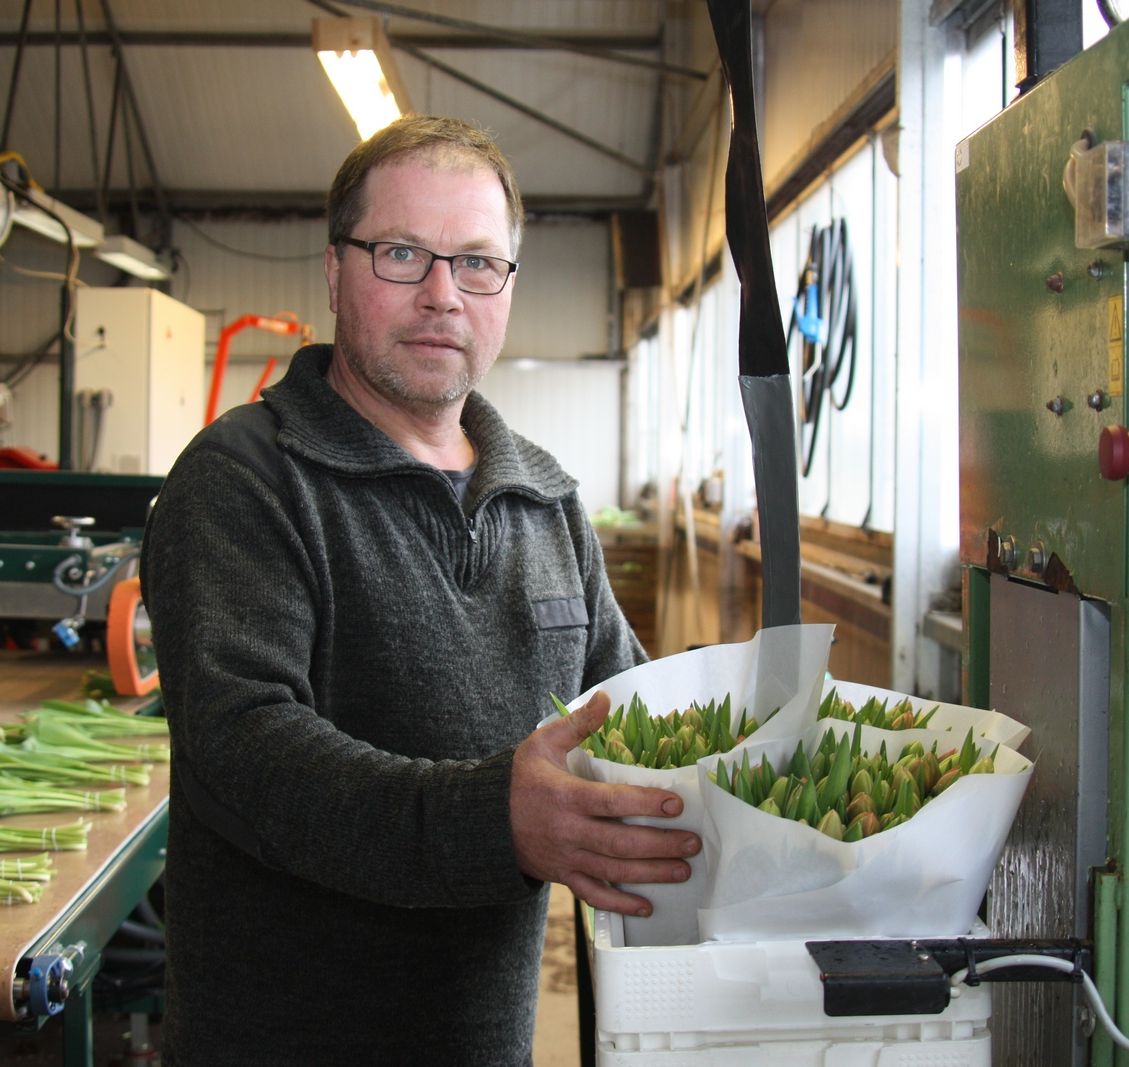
[1,0,711,221]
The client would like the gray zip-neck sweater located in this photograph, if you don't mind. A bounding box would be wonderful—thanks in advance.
[140,345,644,1066]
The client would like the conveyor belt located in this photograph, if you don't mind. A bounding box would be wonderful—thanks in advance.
[0,652,169,1023]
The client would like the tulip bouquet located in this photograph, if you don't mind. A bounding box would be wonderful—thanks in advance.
[558,625,1033,947]
[559,624,835,945]
[696,714,1033,942]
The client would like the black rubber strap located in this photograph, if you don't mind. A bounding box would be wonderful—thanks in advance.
[706,0,789,378]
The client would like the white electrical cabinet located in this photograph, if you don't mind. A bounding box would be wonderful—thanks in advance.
[74,287,205,474]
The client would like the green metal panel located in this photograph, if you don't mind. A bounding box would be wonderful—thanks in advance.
[956,25,1127,602]
[958,22,1129,1065]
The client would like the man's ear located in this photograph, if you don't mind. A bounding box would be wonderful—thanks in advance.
[324,245,340,313]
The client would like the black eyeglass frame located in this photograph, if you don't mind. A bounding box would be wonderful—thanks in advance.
[339,237,519,295]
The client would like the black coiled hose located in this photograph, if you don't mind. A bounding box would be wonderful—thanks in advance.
[785,218,858,477]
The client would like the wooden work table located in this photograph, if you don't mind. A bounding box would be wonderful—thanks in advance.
[0,651,168,1039]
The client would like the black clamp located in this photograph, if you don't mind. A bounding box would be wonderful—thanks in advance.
[959,937,980,987]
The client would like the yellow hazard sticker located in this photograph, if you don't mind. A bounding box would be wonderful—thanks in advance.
[1109,295,1124,397]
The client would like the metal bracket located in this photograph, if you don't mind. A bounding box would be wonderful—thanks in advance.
[805,937,1092,1017]
[19,942,86,1018]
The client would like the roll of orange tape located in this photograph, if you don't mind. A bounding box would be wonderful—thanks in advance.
[106,576,160,696]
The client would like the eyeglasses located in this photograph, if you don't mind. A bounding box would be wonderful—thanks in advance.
[340,238,518,295]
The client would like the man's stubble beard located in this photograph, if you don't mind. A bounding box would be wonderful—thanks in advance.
[337,323,499,417]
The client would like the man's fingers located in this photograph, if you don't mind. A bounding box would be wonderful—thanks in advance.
[583,820,700,862]
[575,851,694,888]
[543,690,610,754]
[578,778,686,821]
[566,872,658,918]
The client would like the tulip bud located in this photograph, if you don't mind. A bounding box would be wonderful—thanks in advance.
[931,767,963,795]
[845,792,876,822]
[816,809,844,840]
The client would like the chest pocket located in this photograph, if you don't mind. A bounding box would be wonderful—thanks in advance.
[532,596,589,630]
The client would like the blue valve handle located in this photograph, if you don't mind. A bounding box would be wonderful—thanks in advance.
[27,953,71,1016]
[794,280,823,344]
[52,620,81,649]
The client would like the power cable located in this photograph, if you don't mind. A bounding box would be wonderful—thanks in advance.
[0,331,61,390]
[950,953,1129,1049]
[175,216,324,262]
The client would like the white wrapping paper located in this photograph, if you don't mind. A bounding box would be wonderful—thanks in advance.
[696,716,1034,941]
[821,678,1031,750]
[563,624,835,946]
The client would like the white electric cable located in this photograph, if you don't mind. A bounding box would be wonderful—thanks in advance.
[950,953,1129,1049]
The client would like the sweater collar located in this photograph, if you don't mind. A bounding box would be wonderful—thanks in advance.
[262,345,577,500]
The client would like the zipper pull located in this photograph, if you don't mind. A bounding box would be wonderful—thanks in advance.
[466,516,478,544]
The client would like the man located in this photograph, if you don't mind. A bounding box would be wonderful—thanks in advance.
[140,114,699,1066]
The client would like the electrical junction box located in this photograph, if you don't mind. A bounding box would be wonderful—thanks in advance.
[74,287,204,475]
[1073,140,1129,249]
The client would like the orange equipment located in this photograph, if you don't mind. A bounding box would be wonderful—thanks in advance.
[204,313,312,425]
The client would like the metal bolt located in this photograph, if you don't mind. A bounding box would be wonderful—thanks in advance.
[1046,272,1065,293]
[1078,1004,1096,1038]
[1088,389,1108,411]
[1027,541,1046,574]
[1046,396,1066,415]
[24,560,35,571]
[999,535,1018,570]
[1088,261,1105,279]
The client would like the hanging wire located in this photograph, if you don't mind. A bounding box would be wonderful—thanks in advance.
[176,217,325,262]
[1,331,62,391]
[0,172,82,346]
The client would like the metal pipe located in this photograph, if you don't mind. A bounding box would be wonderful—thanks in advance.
[97,0,172,229]
[53,0,62,193]
[75,0,106,224]
[0,0,33,150]
[1094,870,1117,1066]
[397,42,649,176]
[58,283,75,471]
[346,0,707,80]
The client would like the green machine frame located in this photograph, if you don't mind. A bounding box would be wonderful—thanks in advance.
[957,20,1129,1066]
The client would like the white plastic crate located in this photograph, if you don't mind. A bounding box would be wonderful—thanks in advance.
[586,908,992,1066]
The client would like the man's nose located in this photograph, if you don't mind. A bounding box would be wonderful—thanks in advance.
[417,258,465,311]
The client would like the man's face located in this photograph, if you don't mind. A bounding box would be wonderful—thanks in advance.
[324,158,515,415]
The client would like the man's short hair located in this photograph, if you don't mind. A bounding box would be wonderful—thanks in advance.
[327,114,524,258]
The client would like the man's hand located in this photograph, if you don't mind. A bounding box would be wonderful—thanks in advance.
[509,690,702,917]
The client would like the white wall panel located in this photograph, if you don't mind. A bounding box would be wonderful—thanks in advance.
[476,359,622,516]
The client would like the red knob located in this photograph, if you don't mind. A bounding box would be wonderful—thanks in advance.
[1099,425,1129,480]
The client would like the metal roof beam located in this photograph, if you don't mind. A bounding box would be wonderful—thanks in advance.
[55,187,649,220]
[397,42,650,176]
[0,30,665,51]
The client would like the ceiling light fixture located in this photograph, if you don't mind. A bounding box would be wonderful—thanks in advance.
[10,185,104,248]
[95,234,171,282]
[313,17,412,141]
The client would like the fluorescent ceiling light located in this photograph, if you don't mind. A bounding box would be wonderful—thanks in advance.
[313,18,411,141]
[11,186,104,248]
[96,234,171,281]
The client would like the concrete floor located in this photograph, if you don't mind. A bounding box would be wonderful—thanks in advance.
[533,882,583,1067]
[0,882,583,1066]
